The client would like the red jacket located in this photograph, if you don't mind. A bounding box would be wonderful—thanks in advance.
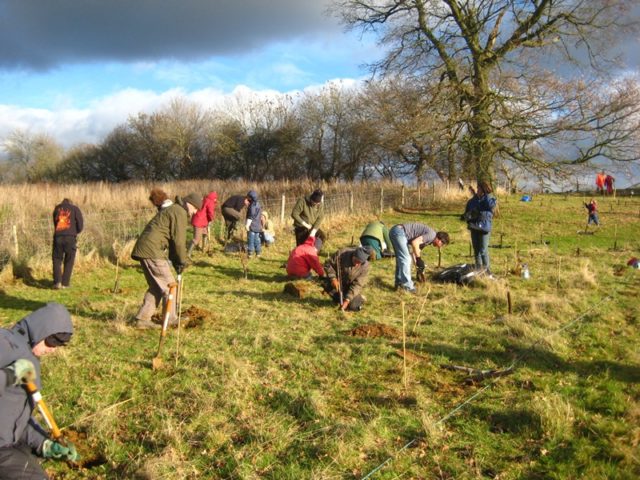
[286,236,325,278]
[191,192,217,228]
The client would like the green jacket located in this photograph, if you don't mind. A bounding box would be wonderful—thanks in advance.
[132,202,189,265]
[291,195,324,230]
[324,248,370,301]
[360,221,393,253]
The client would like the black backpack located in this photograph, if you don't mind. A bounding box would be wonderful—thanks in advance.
[433,263,483,285]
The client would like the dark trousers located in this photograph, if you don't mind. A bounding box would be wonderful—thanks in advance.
[52,235,77,286]
[222,207,242,240]
[0,445,48,479]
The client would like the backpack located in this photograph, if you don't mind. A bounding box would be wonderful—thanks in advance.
[433,264,483,285]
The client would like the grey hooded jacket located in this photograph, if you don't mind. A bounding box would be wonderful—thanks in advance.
[0,303,74,452]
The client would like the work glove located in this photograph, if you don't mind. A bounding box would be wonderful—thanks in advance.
[415,257,425,272]
[175,263,186,275]
[330,278,340,292]
[42,439,80,462]
[3,358,36,386]
[340,299,350,311]
[309,228,317,237]
[245,219,252,232]
[301,222,312,230]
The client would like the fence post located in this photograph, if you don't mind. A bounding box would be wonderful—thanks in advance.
[401,184,405,207]
[280,194,286,223]
[432,181,436,203]
[418,185,422,204]
[349,191,354,213]
[12,225,19,257]
[379,187,384,214]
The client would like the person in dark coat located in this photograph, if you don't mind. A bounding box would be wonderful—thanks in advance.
[464,181,497,276]
[221,194,249,241]
[0,303,78,479]
[291,189,325,246]
[131,189,199,329]
[323,246,371,311]
[52,198,84,289]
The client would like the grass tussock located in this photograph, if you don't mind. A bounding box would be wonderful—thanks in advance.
[531,392,576,442]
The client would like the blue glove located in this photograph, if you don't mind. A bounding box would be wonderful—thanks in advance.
[42,439,80,461]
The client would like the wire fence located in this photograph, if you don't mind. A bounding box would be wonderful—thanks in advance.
[0,184,450,269]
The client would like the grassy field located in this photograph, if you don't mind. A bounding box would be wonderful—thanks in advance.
[1,192,639,479]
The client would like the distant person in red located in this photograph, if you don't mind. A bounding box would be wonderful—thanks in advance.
[52,198,84,289]
[604,174,615,195]
[584,198,599,230]
[286,236,325,279]
[188,191,217,257]
[595,171,606,194]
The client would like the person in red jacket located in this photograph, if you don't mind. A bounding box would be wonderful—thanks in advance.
[286,236,325,279]
[188,192,217,256]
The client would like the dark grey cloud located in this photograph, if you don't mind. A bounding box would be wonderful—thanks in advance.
[0,0,338,70]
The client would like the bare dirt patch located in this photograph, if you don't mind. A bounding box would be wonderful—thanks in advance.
[348,322,401,339]
[151,305,216,329]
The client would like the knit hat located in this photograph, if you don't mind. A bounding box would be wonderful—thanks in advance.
[310,189,323,204]
[354,246,370,264]
[183,193,202,209]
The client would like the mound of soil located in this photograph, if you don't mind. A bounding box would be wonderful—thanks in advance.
[284,282,309,298]
[150,305,215,329]
[348,323,401,339]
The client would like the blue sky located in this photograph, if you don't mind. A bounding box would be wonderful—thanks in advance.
[0,0,379,146]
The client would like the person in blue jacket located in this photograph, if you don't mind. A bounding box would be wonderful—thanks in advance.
[464,181,497,276]
[245,190,263,258]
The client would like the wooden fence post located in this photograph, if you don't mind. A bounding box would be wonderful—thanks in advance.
[349,191,354,213]
[280,194,286,223]
[12,225,19,257]
[401,184,405,207]
[379,187,384,214]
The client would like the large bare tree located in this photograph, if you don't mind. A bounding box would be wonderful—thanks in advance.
[334,0,640,183]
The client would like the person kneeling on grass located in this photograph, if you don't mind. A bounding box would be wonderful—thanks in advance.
[0,303,79,479]
[286,236,325,279]
[323,246,372,312]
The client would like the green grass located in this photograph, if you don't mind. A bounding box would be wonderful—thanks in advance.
[1,193,639,479]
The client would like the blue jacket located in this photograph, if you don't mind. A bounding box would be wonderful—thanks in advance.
[246,190,263,232]
[465,194,496,233]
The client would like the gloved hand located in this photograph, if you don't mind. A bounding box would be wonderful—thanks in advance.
[331,278,340,292]
[340,299,350,311]
[3,359,36,386]
[245,219,252,232]
[415,257,425,272]
[309,228,317,237]
[42,439,80,462]
[175,263,185,275]
[301,222,312,230]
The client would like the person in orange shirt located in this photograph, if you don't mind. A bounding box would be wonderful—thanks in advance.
[595,171,606,194]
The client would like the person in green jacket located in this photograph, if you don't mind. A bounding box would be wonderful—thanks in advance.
[360,221,394,260]
[131,189,200,329]
[291,189,325,246]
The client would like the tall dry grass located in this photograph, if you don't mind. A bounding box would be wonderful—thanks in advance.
[0,179,473,273]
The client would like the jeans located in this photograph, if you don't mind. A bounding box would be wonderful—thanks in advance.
[389,225,414,290]
[248,231,262,255]
[470,230,491,272]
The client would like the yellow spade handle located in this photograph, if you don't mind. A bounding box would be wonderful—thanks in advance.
[25,382,63,440]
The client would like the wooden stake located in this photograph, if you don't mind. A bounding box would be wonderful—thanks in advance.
[507,290,512,315]
[402,301,407,390]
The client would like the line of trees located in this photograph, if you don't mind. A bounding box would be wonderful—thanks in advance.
[2,0,639,186]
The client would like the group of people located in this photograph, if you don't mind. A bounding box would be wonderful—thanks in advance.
[595,171,615,195]
[1,182,499,477]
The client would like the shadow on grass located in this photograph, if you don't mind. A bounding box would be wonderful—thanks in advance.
[0,293,47,314]
[211,264,292,283]
[399,339,640,384]
[228,289,329,308]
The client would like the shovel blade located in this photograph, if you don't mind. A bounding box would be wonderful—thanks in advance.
[152,356,163,370]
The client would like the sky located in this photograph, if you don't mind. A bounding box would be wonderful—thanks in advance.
[0,0,379,147]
